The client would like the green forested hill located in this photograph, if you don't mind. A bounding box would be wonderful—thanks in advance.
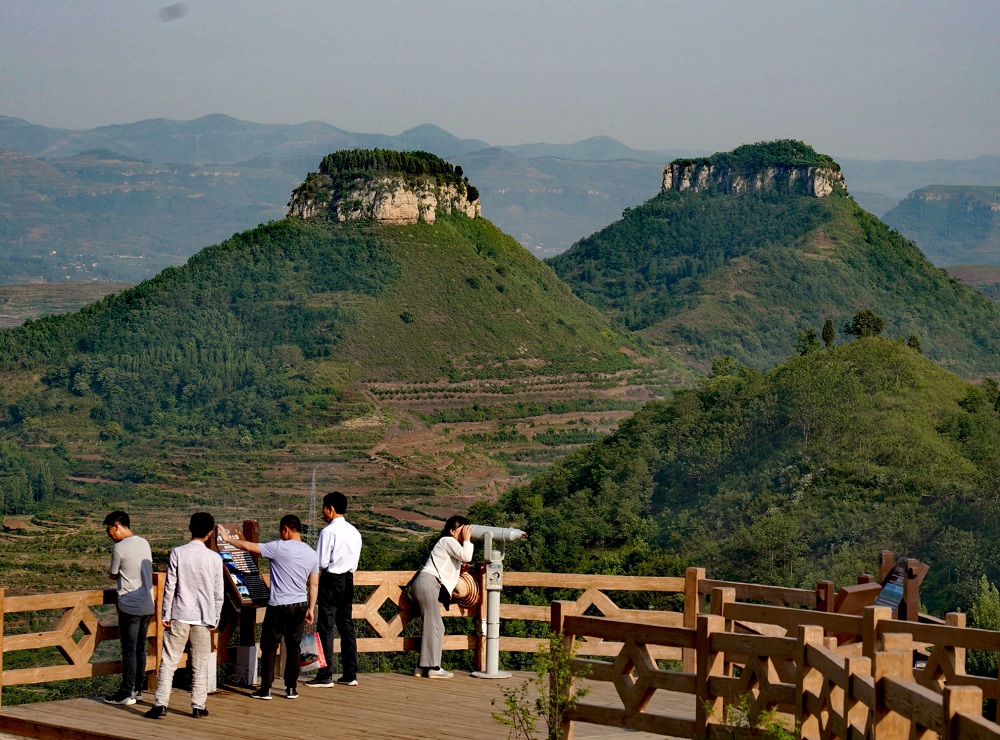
[882,185,1000,266]
[0,214,639,442]
[473,338,1000,614]
[548,146,1000,377]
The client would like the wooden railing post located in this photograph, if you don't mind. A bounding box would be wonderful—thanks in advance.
[709,587,735,617]
[683,567,705,674]
[874,651,912,740]
[0,586,5,708]
[900,559,921,622]
[845,655,872,736]
[863,605,892,660]
[945,612,967,678]
[943,685,982,740]
[878,551,895,583]
[797,625,825,740]
[815,580,836,612]
[696,614,725,738]
[551,600,575,740]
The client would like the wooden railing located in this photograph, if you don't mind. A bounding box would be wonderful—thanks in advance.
[553,601,1000,740]
[4,565,1000,740]
[0,574,167,706]
[709,586,1000,705]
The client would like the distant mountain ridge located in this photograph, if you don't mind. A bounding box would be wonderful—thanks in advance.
[2,114,999,284]
[549,141,1000,378]
[882,185,1000,265]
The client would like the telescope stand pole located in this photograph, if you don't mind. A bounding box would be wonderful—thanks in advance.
[471,532,511,679]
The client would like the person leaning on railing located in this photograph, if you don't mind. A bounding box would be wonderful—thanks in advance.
[102,511,155,706]
[411,516,474,679]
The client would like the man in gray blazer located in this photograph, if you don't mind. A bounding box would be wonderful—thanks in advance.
[145,512,225,719]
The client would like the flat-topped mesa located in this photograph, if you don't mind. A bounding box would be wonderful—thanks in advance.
[287,148,481,224]
[662,139,846,198]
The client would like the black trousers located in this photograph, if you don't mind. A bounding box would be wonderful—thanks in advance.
[259,602,308,691]
[316,572,357,681]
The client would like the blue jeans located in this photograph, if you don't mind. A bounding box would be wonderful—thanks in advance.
[117,606,152,694]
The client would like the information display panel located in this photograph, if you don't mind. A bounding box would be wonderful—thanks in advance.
[215,524,270,607]
[873,557,907,615]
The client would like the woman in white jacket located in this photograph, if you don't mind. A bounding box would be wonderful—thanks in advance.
[412,515,473,678]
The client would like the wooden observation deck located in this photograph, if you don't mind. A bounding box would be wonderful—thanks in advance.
[0,673,694,739]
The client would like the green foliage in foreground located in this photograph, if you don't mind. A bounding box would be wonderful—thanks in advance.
[472,339,1000,616]
[492,632,590,740]
[550,186,1000,376]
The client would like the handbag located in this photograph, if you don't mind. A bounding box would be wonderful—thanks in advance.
[404,566,452,613]
[299,630,327,672]
[431,557,452,608]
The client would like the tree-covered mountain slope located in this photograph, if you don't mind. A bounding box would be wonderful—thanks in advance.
[0,152,686,564]
[882,185,1000,266]
[548,141,1000,377]
[473,338,1000,614]
[0,212,643,441]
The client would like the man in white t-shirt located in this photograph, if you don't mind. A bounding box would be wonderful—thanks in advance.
[217,514,319,700]
[103,511,155,706]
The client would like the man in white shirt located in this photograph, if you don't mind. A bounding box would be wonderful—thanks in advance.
[304,491,362,688]
[217,514,319,700]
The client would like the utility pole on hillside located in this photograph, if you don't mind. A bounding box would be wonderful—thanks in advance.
[307,469,318,548]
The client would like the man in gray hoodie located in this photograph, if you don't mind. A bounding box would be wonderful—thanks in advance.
[145,512,225,719]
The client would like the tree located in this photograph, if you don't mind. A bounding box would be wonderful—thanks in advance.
[796,328,820,356]
[968,576,1000,677]
[821,319,835,349]
[907,334,922,353]
[844,309,885,338]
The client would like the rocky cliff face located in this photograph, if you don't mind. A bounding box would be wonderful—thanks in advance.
[287,173,480,224]
[662,162,845,198]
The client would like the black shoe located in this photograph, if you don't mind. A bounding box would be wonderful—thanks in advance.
[336,676,359,686]
[144,705,167,719]
[192,707,209,718]
[250,688,272,700]
[285,687,299,700]
[303,676,334,687]
[104,689,136,706]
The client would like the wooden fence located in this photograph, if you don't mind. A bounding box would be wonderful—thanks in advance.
[0,569,692,705]
[553,598,1000,740]
[4,567,1000,740]
[0,574,167,706]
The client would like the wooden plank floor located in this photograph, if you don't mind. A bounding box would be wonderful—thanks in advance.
[0,672,695,739]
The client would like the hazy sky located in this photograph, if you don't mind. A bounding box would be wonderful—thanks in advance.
[3,1,998,161]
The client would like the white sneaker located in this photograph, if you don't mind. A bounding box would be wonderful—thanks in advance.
[427,668,453,679]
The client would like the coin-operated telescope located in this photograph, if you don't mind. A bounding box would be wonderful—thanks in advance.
[469,525,526,680]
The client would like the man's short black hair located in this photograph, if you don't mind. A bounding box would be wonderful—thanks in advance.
[189,511,215,538]
[280,514,301,532]
[322,490,348,515]
[103,511,130,528]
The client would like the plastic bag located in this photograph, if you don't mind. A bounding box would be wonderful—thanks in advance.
[300,631,326,671]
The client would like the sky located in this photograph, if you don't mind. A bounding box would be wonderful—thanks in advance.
[2,0,999,161]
